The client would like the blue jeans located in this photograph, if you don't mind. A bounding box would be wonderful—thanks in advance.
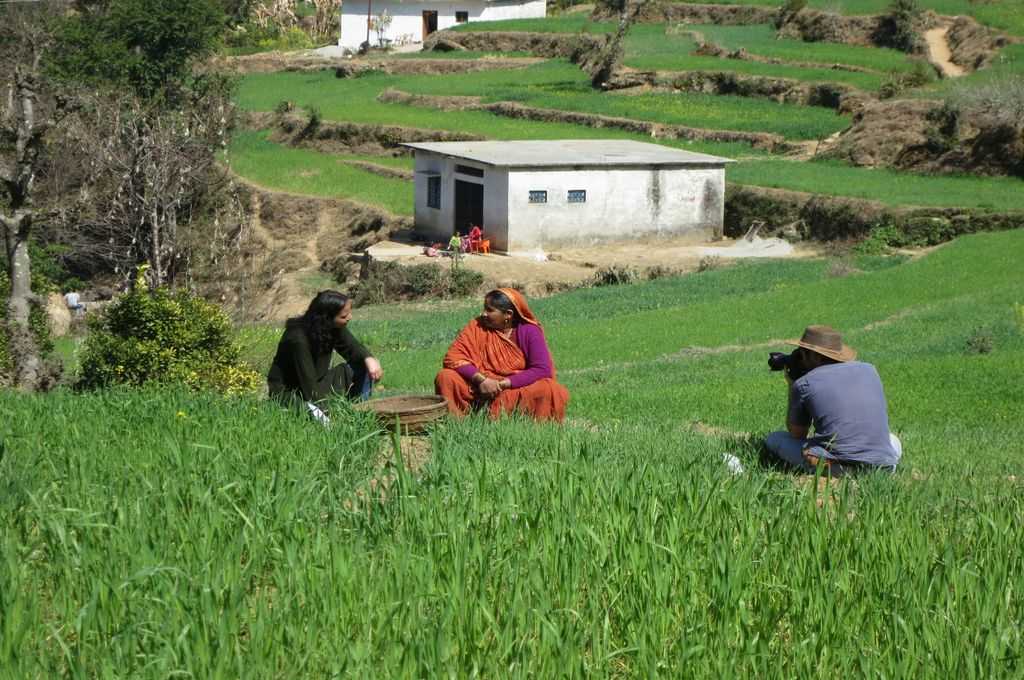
[764,431,902,476]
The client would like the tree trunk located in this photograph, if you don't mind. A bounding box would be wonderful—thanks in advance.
[1,63,48,390]
[2,213,41,390]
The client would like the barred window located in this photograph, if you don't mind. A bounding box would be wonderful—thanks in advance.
[528,190,547,204]
[427,176,441,209]
[568,189,586,203]
[455,11,469,23]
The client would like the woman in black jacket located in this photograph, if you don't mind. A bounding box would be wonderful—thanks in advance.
[267,291,383,418]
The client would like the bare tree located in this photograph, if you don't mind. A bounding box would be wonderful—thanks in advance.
[578,0,643,89]
[0,5,67,390]
[56,80,242,290]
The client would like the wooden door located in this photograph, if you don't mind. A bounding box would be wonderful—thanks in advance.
[422,11,438,40]
[454,180,484,234]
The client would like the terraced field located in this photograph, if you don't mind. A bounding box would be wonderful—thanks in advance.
[222,0,1024,227]
[231,65,1024,211]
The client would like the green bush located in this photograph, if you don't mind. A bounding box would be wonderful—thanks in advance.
[879,61,933,98]
[882,0,923,53]
[590,265,639,287]
[855,217,960,253]
[854,224,903,254]
[77,269,260,394]
[224,24,314,55]
[349,260,484,306]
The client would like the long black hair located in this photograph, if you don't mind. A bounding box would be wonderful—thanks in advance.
[290,290,350,355]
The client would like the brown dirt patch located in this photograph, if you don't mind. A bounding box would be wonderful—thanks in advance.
[822,98,1024,177]
[371,234,818,300]
[346,434,434,509]
[924,26,966,78]
[946,15,1015,71]
[232,176,410,321]
[425,30,602,59]
[341,160,414,181]
[254,110,484,156]
[213,50,543,76]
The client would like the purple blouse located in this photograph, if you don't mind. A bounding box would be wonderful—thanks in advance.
[454,323,554,388]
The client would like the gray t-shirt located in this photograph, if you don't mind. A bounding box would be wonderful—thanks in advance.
[787,361,898,466]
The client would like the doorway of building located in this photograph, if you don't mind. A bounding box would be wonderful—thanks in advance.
[422,11,438,40]
[454,180,484,235]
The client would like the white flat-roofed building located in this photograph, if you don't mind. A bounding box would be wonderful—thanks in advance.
[339,0,545,51]
[402,140,734,252]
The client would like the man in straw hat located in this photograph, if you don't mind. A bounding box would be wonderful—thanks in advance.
[764,325,902,476]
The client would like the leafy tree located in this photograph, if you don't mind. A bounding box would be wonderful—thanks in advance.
[50,0,226,99]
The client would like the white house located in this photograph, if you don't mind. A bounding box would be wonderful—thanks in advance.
[402,140,734,252]
[339,0,545,51]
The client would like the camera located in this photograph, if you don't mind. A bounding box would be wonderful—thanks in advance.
[768,350,808,381]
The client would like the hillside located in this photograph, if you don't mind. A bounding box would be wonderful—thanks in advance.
[222,3,1023,310]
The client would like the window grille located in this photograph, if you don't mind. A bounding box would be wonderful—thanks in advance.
[455,11,469,23]
[568,190,586,203]
[427,176,441,209]
[528,190,547,204]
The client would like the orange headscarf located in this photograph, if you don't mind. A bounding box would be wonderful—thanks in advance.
[442,288,548,378]
[497,287,540,327]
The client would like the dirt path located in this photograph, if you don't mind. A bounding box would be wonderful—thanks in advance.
[367,235,819,300]
[924,26,966,78]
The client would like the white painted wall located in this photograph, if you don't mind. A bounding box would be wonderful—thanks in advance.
[412,153,510,248]
[505,166,726,250]
[412,151,727,252]
[340,0,545,50]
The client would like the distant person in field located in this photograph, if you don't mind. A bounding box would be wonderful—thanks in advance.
[267,290,383,423]
[764,325,901,476]
[435,288,569,422]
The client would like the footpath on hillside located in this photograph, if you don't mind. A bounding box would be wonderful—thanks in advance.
[363,232,814,297]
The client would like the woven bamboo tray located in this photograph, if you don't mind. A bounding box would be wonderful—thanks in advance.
[353,394,448,434]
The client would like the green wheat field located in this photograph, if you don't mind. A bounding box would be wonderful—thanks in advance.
[3,230,1023,677]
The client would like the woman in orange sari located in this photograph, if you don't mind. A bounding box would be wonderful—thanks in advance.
[435,288,569,421]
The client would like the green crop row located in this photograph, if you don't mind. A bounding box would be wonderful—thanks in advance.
[231,69,1024,211]
[4,230,1023,676]
[662,0,1024,36]
[391,60,852,140]
[624,25,895,90]
[451,19,911,89]
[731,158,1024,211]
[227,130,413,214]
[393,49,534,59]
[458,1,1024,38]
[688,23,916,73]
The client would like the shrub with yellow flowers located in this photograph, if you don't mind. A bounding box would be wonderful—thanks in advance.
[77,267,261,394]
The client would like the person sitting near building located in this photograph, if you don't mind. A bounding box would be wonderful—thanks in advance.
[435,288,569,422]
[447,231,463,255]
[63,290,86,316]
[764,325,902,476]
[267,290,383,424]
[468,225,483,251]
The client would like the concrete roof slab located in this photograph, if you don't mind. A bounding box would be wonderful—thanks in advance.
[401,140,734,168]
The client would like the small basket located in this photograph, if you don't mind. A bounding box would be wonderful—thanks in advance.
[353,394,448,434]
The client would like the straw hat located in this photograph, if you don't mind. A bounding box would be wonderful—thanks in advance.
[786,325,857,362]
